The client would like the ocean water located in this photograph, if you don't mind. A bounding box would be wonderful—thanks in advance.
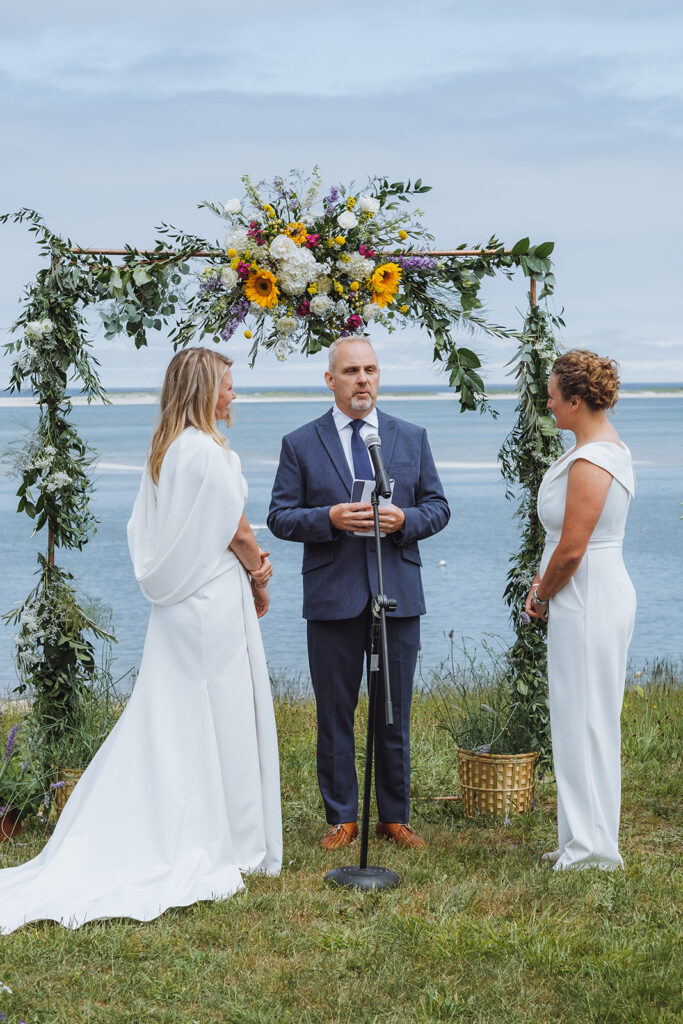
[1,394,682,694]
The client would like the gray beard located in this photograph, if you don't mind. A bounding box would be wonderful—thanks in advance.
[350,395,373,412]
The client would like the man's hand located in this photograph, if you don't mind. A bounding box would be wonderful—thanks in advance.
[250,550,273,587]
[377,503,405,535]
[329,502,375,533]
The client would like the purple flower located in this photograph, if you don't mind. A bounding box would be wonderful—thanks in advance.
[3,724,19,762]
[324,186,340,214]
[392,254,437,271]
[476,744,491,754]
[199,275,223,294]
[290,198,299,211]
[220,297,249,342]
[50,780,65,790]
[519,611,531,625]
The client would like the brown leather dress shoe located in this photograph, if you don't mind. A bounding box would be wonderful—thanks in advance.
[319,822,359,850]
[375,822,427,849]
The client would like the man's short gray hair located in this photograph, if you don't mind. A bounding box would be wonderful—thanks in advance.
[328,335,375,374]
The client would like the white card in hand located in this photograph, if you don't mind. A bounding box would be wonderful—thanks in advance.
[350,478,395,536]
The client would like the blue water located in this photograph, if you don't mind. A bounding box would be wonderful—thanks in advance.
[1,395,682,693]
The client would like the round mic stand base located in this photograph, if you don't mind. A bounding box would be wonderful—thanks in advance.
[324,865,401,892]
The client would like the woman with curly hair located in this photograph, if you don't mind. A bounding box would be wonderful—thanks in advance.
[526,349,636,871]
[0,348,282,933]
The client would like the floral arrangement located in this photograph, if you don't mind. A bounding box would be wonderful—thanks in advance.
[192,169,437,360]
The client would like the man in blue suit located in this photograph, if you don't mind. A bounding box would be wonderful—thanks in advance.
[267,336,450,850]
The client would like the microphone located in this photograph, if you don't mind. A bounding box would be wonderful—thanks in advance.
[363,433,392,499]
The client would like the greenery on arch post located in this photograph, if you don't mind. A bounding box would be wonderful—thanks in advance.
[499,302,566,762]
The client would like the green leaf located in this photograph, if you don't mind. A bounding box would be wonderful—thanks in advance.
[511,237,530,256]
[132,267,153,286]
[534,241,555,259]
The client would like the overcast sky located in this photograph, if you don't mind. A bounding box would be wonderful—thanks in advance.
[1,0,681,389]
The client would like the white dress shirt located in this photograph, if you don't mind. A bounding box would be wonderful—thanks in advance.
[331,404,379,479]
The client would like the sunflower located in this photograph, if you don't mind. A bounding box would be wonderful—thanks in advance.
[284,221,308,246]
[370,262,402,307]
[244,267,279,308]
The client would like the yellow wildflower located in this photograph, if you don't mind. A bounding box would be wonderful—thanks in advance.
[398,229,408,240]
[244,329,253,339]
[334,282,344,294]
[400,304,408,314]
[346,197,356,210]
[335,236,346,246]
[230,256,240,270]
[285,221,308,246]
[307,282,318,295]
[227,248,237,258]
[263,204,275,217]
[350,281,360,292]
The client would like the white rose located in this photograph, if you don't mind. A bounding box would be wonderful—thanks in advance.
[358,195,380,214]
[337,210,358,231]
[275,315,299,337]
[220,267,238,291]
[362,302,382,321]
[309,295,334,316]
[223,199,242,215]
[269,234,297,260]
[316,275,332,295]
[337,253,373,280]
[39,318,54,335]
[25,321,46,341]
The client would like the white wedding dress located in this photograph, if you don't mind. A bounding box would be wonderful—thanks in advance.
[0,427,282,933]
[539,441,636,871]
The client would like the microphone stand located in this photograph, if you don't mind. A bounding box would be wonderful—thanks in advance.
[325,485,401,892]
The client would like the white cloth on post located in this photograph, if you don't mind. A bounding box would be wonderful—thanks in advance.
[0,427,282,933]
[539,441,636,871]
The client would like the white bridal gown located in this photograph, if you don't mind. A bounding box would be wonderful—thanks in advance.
[0,427,282,934]
[539,441,636,871]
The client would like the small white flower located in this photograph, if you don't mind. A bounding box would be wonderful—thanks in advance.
[358,195,380,214]
[223,198,242,215]
[39,318,54,335]
[269,234,297,260]
[309,295,334,317]
[220,267,238,291]
[275,341,288,362]
[337,210,358,231]
[362,302,382,321]
[1,982,12,993]
[275,315,299,337]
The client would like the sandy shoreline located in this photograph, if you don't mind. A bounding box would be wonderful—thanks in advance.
[1,390,681,407]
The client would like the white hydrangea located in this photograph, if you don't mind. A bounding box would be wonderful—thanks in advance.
[269,234,298,260]
[225,227,250,255]
[337,253,373,280]
[223,198,242,214]
[275,315,299,337]
[278,245,320,296]
[25,318,54,341]
[362,302,382,321]
[309,295,334,317]
[220,267,238,291]
[337,210,358,231]
[358,195,380,214]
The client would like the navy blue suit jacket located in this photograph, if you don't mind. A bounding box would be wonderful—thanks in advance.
[267,408,450,620]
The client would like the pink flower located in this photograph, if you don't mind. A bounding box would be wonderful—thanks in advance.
[346,314,363,331]
[236,262,251,279]
[359,243,375,258]
[295,299,310,316]
[304,234,319,249]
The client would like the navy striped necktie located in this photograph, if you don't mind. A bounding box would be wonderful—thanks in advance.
[349,419,373,479]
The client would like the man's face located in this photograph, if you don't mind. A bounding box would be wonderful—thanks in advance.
[324,339,380,418]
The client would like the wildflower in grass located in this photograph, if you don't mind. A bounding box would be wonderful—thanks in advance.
[3,725,19,762]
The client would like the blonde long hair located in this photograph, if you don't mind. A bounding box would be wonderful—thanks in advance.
[148,348,234,484]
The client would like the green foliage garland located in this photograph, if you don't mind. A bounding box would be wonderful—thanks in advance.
[498,302,566,761]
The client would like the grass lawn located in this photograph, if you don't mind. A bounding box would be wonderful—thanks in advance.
[0,679,681,1024]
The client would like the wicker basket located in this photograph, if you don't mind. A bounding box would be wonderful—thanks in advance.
[54,769,84,815]
[456,747,538,818]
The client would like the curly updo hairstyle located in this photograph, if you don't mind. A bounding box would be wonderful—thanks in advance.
[551,349,620,410]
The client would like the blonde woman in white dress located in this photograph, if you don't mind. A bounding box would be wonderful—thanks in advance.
[525,349,636,871]
[0,348,282,933]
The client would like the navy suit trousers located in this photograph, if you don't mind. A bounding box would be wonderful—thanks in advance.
[307,606,420,824]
